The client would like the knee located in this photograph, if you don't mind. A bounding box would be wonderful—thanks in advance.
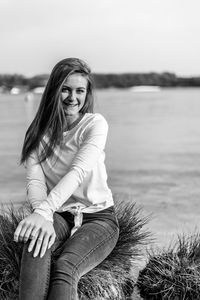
[53,257,79,282]
[21,241,32,258]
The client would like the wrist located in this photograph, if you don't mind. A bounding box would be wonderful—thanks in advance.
[33,209,54,223]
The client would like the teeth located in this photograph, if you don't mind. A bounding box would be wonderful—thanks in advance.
[64,103,78,107]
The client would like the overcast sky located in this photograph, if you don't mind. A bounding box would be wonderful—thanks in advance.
[0,0,200,76]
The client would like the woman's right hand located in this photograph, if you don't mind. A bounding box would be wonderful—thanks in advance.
[14,212,56,258]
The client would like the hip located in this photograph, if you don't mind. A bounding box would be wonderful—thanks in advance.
[58,206,119,231]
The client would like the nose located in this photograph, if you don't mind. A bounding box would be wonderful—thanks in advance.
[68,91,76,102]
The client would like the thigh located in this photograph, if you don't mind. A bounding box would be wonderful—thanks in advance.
[52,212,72,252]
[20,213,71,263]
[57,219,119,277]
[53,212,71,241]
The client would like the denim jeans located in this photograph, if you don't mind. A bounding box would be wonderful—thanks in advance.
[19,207,119,300]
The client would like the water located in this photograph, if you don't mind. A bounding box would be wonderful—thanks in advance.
[1,88,200,248]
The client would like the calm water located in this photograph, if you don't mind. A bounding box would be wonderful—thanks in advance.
[1,88,200,247]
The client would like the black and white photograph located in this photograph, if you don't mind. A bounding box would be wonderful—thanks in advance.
[0,0,200,299]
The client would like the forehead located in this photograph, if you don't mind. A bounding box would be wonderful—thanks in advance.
[63,73,88,88]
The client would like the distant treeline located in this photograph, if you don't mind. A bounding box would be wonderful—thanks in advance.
[93,73,200,88]
[1,72,200,90]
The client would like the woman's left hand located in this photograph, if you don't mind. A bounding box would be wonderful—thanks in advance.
[14,212,56,258]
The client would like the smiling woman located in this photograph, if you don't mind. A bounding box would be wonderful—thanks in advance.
[61,73,88,130]
[14,58,119,300]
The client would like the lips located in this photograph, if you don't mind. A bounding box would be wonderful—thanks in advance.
[63,102,78,107]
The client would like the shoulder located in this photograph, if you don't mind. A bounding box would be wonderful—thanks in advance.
[83,113,108,128]
[80,113,108,139]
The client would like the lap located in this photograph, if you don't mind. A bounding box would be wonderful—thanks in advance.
[51,212,72,253]
[55,219,119,276]
[20,213,119,280]
[53,212,71,241]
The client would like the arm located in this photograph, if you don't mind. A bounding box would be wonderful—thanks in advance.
[34,115,108,220]
[26,151,48,212]
[14,151,55,257]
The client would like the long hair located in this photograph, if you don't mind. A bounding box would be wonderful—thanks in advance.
[21,58,94,164]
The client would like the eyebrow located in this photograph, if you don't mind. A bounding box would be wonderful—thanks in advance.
[62,85,86,89]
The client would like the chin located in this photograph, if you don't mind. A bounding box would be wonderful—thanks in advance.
[64,110,79,116]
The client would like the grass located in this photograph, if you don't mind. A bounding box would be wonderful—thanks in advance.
[0,199,150,300]
[0,204,27,300]
[137,233,200,300]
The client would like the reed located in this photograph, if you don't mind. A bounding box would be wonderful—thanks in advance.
[137,233,200,300]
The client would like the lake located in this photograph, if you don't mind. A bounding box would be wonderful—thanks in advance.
[1,87,200,248]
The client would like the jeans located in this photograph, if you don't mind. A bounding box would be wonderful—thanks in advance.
[19,207,119,300]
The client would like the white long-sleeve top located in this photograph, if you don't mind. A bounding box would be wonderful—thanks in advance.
[26,113,114,224]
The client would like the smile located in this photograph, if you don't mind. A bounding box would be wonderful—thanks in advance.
[63,103,79,107]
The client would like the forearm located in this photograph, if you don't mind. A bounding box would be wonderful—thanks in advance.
[27,179,47,209]
[33,168,80,221]
[26,151,48,214]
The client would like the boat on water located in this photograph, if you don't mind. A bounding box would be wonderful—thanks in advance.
[130,85,161,92]
[32,86,45,94]
[10,87,22,95]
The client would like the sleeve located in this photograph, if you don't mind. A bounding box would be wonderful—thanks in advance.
[33,115,108,220]
[25,152,53,221]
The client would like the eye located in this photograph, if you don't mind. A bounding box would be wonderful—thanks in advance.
[77,89,86,94]
[62,87,70,93]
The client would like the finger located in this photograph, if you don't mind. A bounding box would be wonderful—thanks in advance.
[28,230,39,253]
[33,232,44,258]
[40,234,50,258]
[14,221,24,242]
[19,223,32,242]
[48,233,56,250]
[30,226,39,240]
[23,225,35,243]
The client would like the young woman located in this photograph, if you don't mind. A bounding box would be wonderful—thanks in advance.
[14,58,119,300]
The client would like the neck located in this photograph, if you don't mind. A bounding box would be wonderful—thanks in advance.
[67,114,80,126]
[64,113,84,131]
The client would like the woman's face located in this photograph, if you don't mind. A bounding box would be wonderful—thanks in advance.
[61,73,88,119]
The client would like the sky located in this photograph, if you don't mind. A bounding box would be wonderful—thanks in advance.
[0,0,200,76]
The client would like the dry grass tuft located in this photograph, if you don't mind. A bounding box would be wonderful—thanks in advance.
[0,200,150,300]
[0,204,29,300]
[137,233,200,300]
